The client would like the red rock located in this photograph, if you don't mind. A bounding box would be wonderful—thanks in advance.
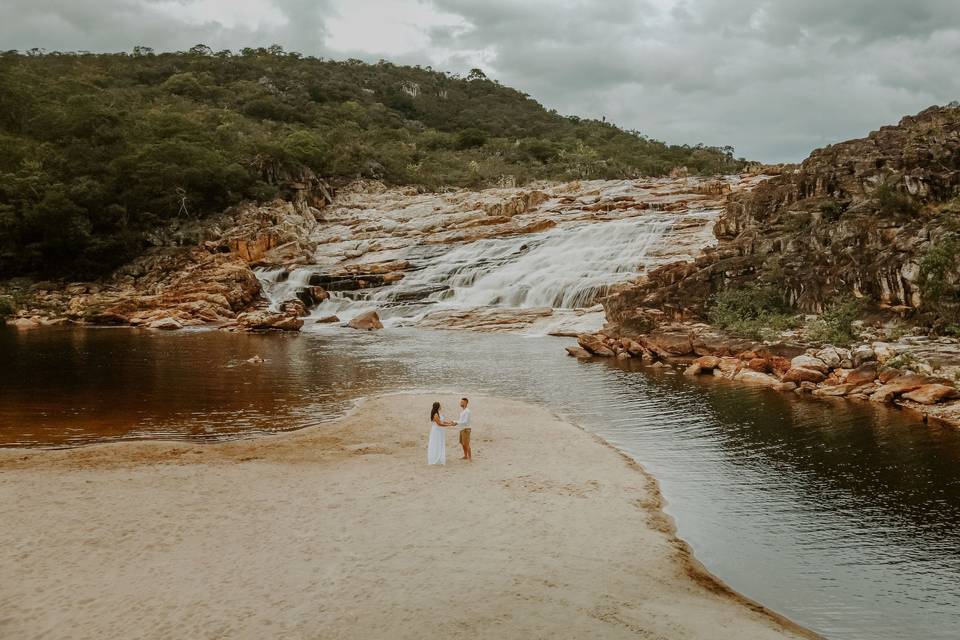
[694,355,721,370]
[578,334,615,357]
[645,331,694,356]
[846,364,879,385]
[565,346,593,359]
[878,367,902,384]
[782,367,827,384]
[813,384,856,397]
[315,315,340,323]
[901,384,960,405]
[746,357,770,373]
[790,355,830,374]
[716,357,742,379]
[347,310,384,331]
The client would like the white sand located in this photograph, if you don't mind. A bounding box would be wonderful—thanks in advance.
[0,393,817,639]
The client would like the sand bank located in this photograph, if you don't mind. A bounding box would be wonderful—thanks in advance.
[0,393,817,639]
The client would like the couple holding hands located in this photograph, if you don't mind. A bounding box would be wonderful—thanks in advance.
[427,397,471,466]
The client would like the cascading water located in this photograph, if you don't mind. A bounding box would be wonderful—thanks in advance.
[254,267,317,311]
[307,213,681,328]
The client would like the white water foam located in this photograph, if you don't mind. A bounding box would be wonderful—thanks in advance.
[299,214,677,328]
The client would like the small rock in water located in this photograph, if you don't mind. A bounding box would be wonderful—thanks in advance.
[316,315,340,324]
[148,317,183,330]
[347,310,384,331]
[247,355,265,364]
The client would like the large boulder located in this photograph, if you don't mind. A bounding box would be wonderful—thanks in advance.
[347,310,384,331]
[791,354,830,374]
[869,374,932,403]
[237,311,303,332]
[901,384,960,405]
[782,367,827,384]
[646,331,694,356]
[815,346,843,369]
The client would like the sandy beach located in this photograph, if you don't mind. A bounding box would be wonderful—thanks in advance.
[0,393,817,640]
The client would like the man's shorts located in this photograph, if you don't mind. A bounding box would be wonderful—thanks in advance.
[459,428,471,446]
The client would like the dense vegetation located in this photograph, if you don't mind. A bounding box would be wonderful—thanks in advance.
[708,284,861,344]
[0,46,745,278]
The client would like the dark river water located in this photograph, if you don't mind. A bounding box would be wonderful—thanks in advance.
[2,326,959,639]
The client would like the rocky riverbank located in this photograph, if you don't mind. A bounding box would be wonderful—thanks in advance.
[569,324,960,428]
[2,175,763,333]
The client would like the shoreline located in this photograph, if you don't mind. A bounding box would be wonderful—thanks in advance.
[0,392,820,640]
[570,329,960,429]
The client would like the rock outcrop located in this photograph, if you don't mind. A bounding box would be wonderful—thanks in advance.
[604,105,960,331]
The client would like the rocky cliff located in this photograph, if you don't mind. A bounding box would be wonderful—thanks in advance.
[605,104,960,335]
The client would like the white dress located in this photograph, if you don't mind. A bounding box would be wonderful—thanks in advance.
[427,416,446,465]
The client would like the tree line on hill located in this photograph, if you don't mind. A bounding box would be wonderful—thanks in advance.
[0,46,746,278]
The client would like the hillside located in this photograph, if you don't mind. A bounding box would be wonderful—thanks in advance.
[0,47,744,279]
[605,104,960,337]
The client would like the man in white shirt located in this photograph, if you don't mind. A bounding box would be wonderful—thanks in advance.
[456,397,472,461]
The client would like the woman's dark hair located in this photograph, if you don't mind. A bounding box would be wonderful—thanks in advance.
[430,402,441,421]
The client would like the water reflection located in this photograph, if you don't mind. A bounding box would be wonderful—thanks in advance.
[2,326,959,639]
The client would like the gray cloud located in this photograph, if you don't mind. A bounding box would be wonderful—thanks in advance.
[1,0,958,162]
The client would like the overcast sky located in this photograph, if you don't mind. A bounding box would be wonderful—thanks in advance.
[3,0,959,162]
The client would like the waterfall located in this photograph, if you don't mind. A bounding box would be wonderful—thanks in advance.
[307,214,679,326]
[254,267,316,311]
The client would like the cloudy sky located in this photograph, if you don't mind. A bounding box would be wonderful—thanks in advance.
[3,0,959,162]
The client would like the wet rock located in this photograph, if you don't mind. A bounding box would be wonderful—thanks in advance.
[237,311,303,332]
[716,357,742,379]
[733,370,780,387]
[695,355,721,370]
[813,384,857,397]
[148,317,183,330]
[870,374,931,403]
[578,334,615,357]
[901,384,960,405]
[347,310,384,331]
[566,346,593,359]
[315,315,340,324]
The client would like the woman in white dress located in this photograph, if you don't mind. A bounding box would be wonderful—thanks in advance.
[427,401,456,465]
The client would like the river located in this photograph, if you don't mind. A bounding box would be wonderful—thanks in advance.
[2,325,959,640]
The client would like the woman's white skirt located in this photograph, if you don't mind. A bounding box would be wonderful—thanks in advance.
[427,424,446,465]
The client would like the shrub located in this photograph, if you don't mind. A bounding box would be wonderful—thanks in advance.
[0,297,15,319]
[875,181,919,217]
[820,200,844,222]
[919,235,959,305]
[805,298,862,346]
[708,284,797,340]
